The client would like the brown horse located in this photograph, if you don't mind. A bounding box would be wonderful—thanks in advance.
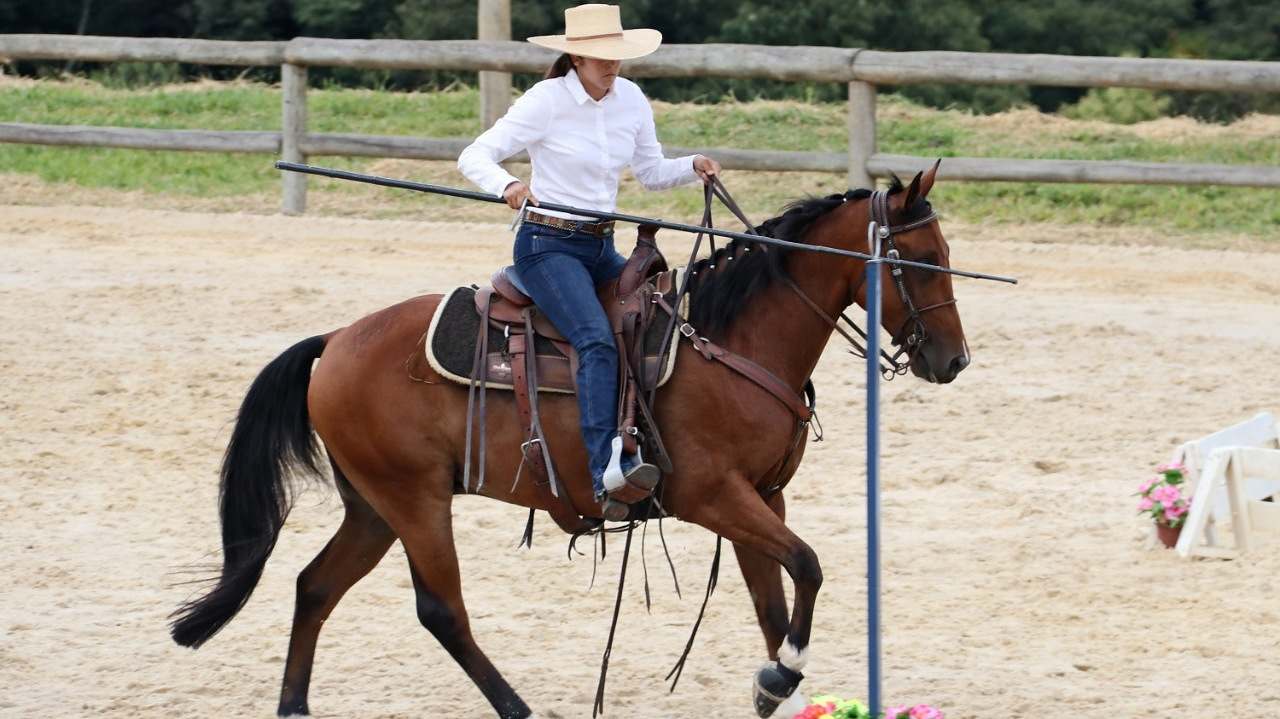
[169,164,968,718]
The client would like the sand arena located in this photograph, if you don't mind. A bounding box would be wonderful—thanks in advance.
[2,204,1278,717]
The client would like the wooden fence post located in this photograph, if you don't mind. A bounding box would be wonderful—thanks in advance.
[848,80,876,189]
[282,62,308,215]
[478,0,511,128]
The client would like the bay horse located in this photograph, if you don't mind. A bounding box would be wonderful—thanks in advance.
[169,163,968,718]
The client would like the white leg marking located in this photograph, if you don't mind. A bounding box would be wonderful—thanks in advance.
[778,640,809,672]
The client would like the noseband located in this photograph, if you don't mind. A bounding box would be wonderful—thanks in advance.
[864,190,957,377]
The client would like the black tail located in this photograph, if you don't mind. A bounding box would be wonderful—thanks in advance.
[170,335,328,648]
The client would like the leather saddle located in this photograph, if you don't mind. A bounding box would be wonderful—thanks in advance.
[480,244,679,393]
[432,225,680,533]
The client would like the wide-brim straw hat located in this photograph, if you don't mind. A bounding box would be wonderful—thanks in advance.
[527,4,662,61]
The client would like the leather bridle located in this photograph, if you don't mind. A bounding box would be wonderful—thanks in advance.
[865,189,957,377]
[709,180,956,380]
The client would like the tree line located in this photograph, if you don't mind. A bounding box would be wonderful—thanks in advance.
[5,0,1278,119]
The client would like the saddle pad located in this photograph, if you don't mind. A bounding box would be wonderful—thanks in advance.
[425,276,686,394]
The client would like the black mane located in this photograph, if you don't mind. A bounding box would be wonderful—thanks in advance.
[686,178,922,339]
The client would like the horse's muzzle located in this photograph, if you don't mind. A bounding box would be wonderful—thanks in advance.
[912,349,969,384]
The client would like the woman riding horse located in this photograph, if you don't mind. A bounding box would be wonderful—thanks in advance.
[169,8,972,715]
[458,3,722,521]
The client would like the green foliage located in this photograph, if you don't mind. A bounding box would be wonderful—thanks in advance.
[293,0,399,39]
[980,0,1192,57]
[1062,88,1172,124]
[978,0,1193,112]
[5,0,193,36]
[1172,0,1280,61]
[1165,90,1280,123]
[193,0,297,40]
[712,0,1002,108]
[87,61,187,89]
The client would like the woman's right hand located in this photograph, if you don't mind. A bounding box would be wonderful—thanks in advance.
[502,181,539,210]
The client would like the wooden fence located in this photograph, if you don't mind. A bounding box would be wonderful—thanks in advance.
[2,34,1279,214]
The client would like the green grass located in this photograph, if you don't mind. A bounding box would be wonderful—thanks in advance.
[1,80,1277,240]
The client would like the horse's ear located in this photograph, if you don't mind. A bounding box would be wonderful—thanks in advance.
[919,159,942,199]
[903,170,924,209]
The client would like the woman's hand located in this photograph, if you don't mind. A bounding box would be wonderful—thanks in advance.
[502,181,539,210]
[693,155,722,184]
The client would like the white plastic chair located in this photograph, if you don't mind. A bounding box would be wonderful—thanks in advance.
[1162,412,1280,558]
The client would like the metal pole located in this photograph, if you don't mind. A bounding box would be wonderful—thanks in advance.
[273,161,1019,285]
[865,221,885,718]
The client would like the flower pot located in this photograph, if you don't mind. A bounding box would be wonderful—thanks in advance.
[1155,522,1182,549]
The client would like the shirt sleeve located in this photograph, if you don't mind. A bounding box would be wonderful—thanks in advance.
[457,83,552,197]
[629,97,700,191]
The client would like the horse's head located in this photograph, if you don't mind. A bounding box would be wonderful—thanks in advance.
[854,162,969,384]
[686,167,969,385]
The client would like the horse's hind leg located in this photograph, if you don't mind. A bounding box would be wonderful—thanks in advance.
[277,465,397,716]
[398,492,531,719]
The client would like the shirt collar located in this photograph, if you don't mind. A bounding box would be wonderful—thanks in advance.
[565,68,610,105]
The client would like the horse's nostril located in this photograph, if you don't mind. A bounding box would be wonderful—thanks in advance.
[950,354,969,375]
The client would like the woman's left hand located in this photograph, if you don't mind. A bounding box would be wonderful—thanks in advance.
[693,155,722,184]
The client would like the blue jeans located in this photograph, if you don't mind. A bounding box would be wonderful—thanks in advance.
[513,222,628,492]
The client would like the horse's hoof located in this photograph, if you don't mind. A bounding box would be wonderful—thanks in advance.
[276,699,310,716]
[752,661,804,718]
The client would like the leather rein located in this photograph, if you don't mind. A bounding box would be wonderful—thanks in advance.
[708,178,955,380]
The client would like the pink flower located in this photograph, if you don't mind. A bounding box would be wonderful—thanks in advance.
[1137,497,1154,511]
[1138,477,1157,494]
[1153,485,1181,504]
[885,707,910,719]
[1157,462,1185,473]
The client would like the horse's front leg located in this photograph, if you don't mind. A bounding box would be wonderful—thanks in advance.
[687,478,822,718]
[733,491,790,658]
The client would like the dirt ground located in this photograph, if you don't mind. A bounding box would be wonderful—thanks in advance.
[1,202,1278,718]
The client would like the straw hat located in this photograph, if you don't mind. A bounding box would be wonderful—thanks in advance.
[527,4,662,61]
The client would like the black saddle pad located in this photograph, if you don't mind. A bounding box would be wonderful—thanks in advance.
[432,286,562,376]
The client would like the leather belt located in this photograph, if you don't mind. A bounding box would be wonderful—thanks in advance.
[526,210,615,237]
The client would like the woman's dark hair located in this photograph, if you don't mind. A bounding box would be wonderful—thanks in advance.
[545,53,575,79]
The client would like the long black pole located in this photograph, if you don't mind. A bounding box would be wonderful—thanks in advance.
[275,161,1017,285]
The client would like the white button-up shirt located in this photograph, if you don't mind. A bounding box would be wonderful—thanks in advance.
[458,69,699,220]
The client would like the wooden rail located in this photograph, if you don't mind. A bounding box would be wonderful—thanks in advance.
[0,34,285,66]
[6,122,1277,188]
[2,34,1278,213]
